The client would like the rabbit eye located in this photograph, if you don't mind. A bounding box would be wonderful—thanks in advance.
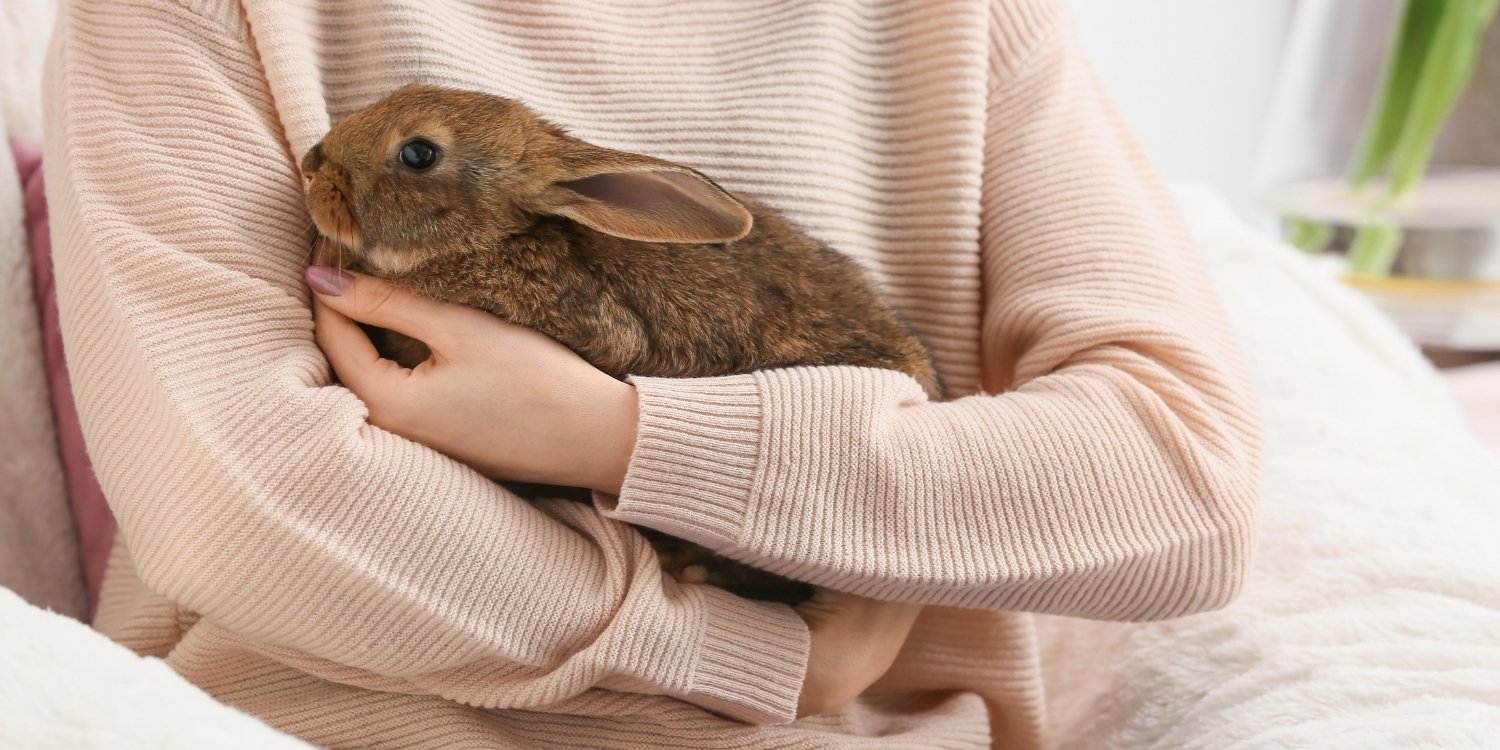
[399,139,438,171]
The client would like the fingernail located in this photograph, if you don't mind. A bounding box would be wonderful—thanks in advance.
[306,265,353,296]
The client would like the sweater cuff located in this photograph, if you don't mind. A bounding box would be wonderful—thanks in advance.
[682,585,809,724]
[599,374,764,549]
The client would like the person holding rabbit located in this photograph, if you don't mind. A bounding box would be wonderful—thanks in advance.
[48,0,1259,747]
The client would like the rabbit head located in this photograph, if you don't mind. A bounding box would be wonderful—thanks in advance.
[301,84,753,274]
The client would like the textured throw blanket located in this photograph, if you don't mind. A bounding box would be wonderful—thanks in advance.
[0,586,309,749]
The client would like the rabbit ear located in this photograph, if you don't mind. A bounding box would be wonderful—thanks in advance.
[542,155,752,244]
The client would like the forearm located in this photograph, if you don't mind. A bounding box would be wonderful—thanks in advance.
[603,362,1255,618]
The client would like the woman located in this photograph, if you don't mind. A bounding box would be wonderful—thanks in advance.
[48,0,1260,746]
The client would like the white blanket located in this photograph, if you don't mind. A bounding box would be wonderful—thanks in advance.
[0,587,310,749]
[2,182,1497,746]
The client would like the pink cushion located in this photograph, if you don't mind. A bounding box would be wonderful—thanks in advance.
[12,139,116,617]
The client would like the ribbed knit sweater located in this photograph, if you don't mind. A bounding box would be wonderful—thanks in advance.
[46,0,1261,747]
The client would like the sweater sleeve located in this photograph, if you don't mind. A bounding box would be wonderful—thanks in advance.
[44,0,806,724]
[601,4,1261,621]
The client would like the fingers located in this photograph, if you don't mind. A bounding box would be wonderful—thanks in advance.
[311,295,408,399]
[795,589,924,631]
[793,588,846,625]
[305,265,465,353]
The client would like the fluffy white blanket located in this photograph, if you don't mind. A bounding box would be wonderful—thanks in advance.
[3,182,1497,747]
[0,587,310,748]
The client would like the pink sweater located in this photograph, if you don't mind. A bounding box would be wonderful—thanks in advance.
[48,0,1260,747]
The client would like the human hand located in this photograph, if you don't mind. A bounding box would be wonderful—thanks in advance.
[794,590,922,718]
[306,265,638,492]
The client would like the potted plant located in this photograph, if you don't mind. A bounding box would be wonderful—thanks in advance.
[1263,0,1500,351]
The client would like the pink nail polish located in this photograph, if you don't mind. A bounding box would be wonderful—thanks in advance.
[306,265,353,296]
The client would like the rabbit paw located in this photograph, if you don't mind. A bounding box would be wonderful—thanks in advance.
[674,564,710,585]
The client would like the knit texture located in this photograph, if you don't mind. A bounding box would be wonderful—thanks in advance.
[49,0,1260,747]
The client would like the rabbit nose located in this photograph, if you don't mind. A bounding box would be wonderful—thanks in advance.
[301,143,325,178]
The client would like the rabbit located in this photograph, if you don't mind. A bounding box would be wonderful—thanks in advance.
[302,84,942,605]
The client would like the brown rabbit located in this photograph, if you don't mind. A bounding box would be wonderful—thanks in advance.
[302,84,941,605]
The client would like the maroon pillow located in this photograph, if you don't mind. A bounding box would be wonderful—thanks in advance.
[13,139,116,618]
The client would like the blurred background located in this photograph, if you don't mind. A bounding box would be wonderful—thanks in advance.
[1069,0,1298,219]
[1070,0,1498,452]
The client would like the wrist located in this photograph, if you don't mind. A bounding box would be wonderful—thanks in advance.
[588,379,638,494]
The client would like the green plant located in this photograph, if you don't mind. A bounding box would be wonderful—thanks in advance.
[1291,0,1498,276]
